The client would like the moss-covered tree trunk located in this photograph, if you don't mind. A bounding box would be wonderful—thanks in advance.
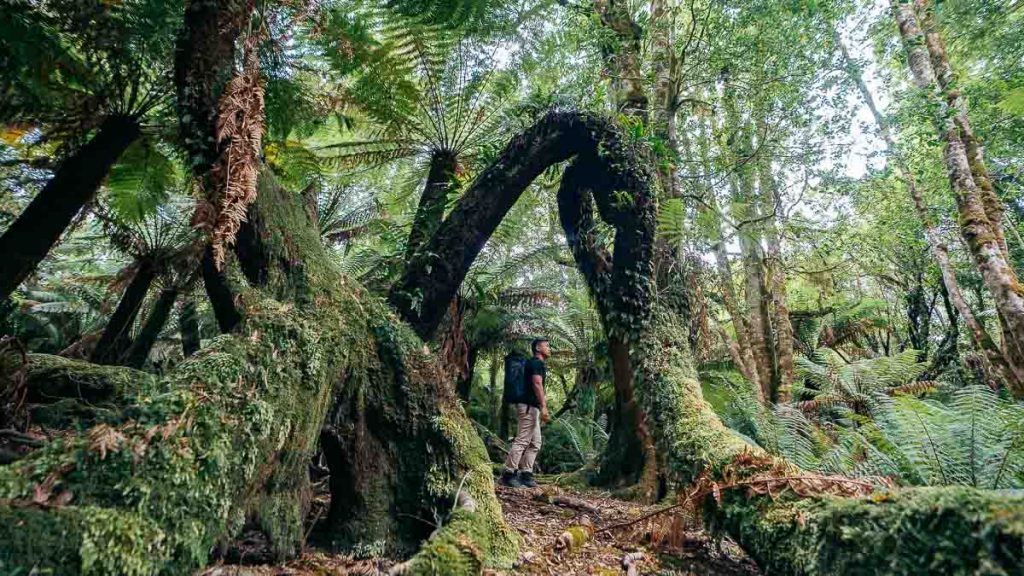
[631,313,1024,574]
[545,116,1024,574]
[893,0,1024,396]
[0,175,517,575]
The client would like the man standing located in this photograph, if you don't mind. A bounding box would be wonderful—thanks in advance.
[500,338,551,488]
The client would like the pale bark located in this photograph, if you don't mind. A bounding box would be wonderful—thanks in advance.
[723,89,773,398]
[916,0,1006,257]
[892,1,1024,396]
[837,32,994,359]
[759,163,794,401]
[679,121,761,391]
[650,0,678,199]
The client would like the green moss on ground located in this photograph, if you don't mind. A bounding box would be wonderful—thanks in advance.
[717,487,1024,575]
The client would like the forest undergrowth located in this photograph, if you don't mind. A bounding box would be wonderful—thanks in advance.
[197,479,760,576]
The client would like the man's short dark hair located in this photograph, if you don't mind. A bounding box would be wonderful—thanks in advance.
[531,338,549,354]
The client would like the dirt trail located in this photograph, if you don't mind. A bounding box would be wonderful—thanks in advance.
[493,484,758,575]
[201,482,759,575]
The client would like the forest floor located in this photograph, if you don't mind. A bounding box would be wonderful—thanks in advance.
[201,479,760,575]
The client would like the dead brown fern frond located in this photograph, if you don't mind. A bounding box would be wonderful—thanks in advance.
[682,452,893,511]
[207,50,265,269]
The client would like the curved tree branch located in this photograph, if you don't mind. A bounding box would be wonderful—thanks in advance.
[390,110,655,340]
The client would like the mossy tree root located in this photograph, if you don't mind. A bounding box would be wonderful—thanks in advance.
[0,174,517,575]
[18,354,154,428]
[636,314,1024,575]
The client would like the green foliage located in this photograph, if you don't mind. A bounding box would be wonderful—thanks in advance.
[537,413,609,473]
[708,348,1024,489]
[104,138,180,223]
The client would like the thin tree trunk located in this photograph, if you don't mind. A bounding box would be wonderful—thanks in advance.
[739,226,773,398]
[725,93,773,397]
[711,215,761,392]
[0,115,140,301]
[595,0,648,120]
[488,354,500,430]
[91,261,157,366]
[890,3,1024,395]
[124,288,179,369]
[916,0,1006,257]
[839,28,1004,376]
[179,298,201,357]
[457,346,478,402]
[760,165,795,401]
[406,149,459,262]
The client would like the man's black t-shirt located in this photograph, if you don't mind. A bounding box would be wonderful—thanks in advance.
[522,357,546,407]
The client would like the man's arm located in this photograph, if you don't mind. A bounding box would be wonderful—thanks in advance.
[532,374,550,422]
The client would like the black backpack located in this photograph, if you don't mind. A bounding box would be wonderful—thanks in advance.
[502,352,527,404]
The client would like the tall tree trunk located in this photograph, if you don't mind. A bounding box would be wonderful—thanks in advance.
[91,261,157,366]
[739,225,773,398]
[725,91,773,397]
[600,336,659,498]
[406,149,459,263]
[890,2,1024,395]
[916,0,1006,257]
[556,154,659,499]
[760,164,795,401]
[124,287,179,369]
[175,0,253,331]
[0,115,140,301]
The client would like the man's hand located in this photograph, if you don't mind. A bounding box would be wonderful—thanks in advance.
[541,407,551,423]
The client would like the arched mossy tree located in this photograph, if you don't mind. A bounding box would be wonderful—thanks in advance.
[2,101,1024,575]
[391,109,1024,573]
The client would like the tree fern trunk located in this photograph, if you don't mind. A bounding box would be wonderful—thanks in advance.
[91,261,157,366]
[0,115,140,302]
[179,298,201,357]
[124,287,178,369]
[405,149,459,263]
[457,345,478,401]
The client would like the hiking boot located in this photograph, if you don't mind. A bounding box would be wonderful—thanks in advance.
[518,470,538,488]
[499,469,523,488]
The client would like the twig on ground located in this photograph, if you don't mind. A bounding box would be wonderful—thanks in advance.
[622,551,645,576]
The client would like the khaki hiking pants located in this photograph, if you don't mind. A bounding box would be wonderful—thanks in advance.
[504,404,542,472]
